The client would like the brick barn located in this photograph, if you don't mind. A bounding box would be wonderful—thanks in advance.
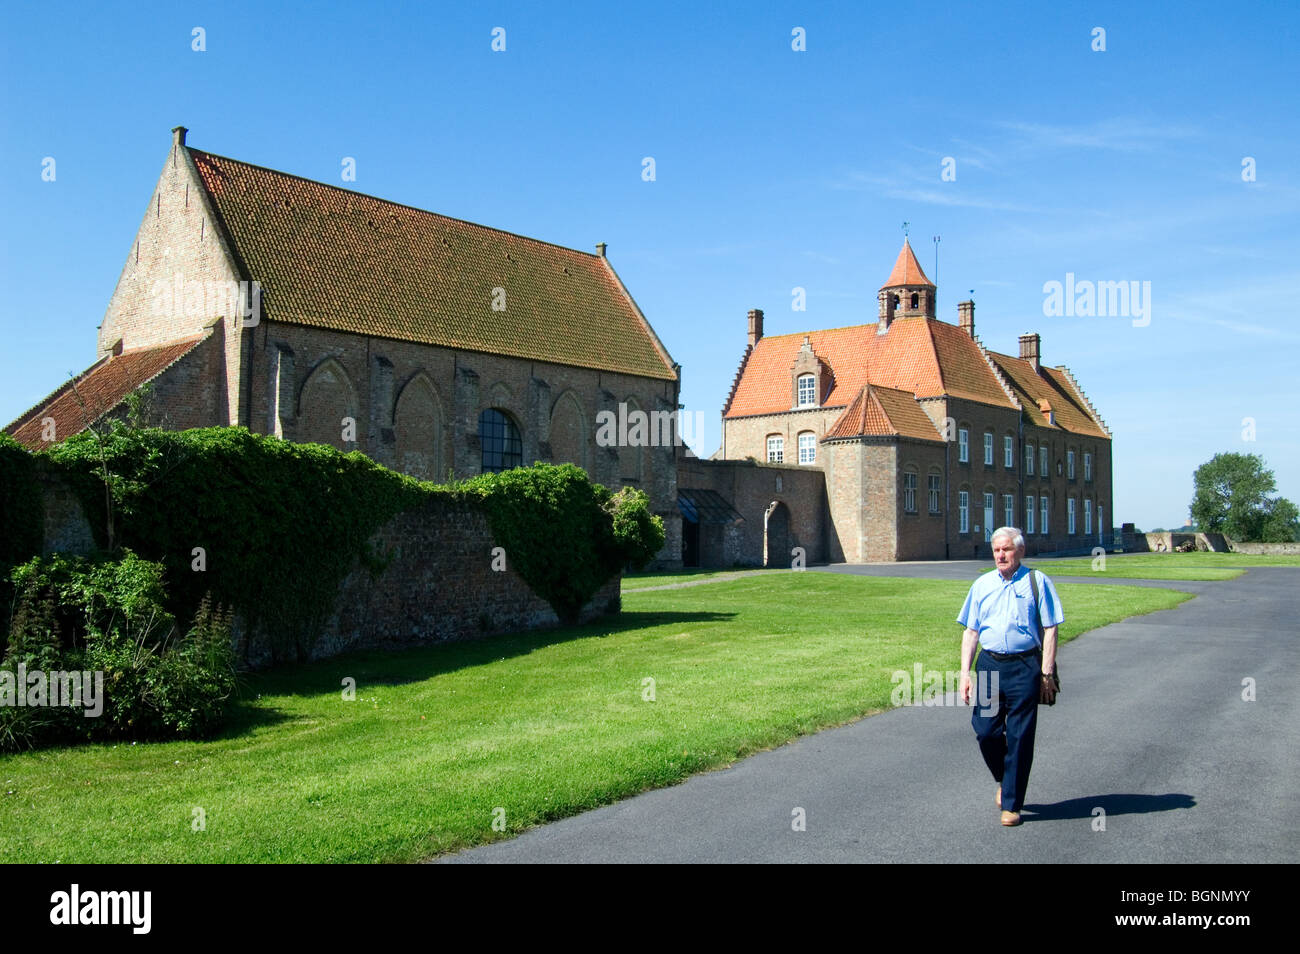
[6,127,684,566]
[681,239,1113,565]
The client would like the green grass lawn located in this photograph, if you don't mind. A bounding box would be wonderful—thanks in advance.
[0,573,1191,863]
[1036,551,1300,580]
[622,568,777,590]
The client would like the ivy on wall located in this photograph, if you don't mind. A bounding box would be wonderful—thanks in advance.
[4,424,661,664]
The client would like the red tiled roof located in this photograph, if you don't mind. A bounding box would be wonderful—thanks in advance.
[985,352,1109,438]
[724,318,1015,418]
[882,239,933,288]
[188,149,676,381]
[825,384,944,442]
[4,337,204,450]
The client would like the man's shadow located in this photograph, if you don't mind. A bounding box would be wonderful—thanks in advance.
[1022,793,1195,821]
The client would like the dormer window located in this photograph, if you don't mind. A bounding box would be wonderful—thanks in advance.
[797,373,816,407]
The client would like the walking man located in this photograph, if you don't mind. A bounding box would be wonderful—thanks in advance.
[958,527,1064,826]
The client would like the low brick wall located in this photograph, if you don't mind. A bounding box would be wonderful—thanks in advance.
[31,471,621,669]
[1228,540,1300,555]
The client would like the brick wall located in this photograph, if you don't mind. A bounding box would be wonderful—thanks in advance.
[29,469,621,670]
[676,455,826,566]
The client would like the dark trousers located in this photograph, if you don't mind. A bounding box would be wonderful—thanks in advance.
[972,650,1041,814]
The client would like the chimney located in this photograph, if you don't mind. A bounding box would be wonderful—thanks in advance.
[172,125,188,147]
[957,300,975,338]
[1019,332,1041,371]
[595,242,607,258]
[747,308,764,348]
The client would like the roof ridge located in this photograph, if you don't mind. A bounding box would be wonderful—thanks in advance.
[188,147,604,261]
[1052,364,1111,438]
[969,332,1023,411]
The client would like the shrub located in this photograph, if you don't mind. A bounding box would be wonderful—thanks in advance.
[1,553,237,750]
[0,433,43,621]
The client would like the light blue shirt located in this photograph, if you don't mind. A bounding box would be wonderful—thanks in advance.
[957,564,1065,653]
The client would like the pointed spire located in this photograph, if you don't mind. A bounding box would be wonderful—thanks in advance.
[882,238,934,289]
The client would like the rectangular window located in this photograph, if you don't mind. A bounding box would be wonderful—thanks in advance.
[1067,450,1076,480]
[1084,498,1092,535]
[1026,443,1035,475]
[903,472,917,513]
[1004,436,1014,469]
[959,491,969,533]
[1003,494,1014,528]
[1040,446,1048,478]
[1041,496,1049,535]
[798,432,816,465]
[1025,496,1035,534]
[928,474,941,513]
[766,435,783,463]
[1068,497,1077,534]
[983,432,994,466]
[1099,504,1104,543]
[958,428,969,463]
[1084,452,1092,481]
[797,375,816,407]
[983,493,994,542]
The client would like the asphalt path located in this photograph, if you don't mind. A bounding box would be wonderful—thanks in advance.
[439,565,1299,863]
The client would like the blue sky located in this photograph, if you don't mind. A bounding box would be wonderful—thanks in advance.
[2,0,1297,529]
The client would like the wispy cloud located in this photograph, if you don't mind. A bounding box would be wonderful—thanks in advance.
[993,118,1202,153]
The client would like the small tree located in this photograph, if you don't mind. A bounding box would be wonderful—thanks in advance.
[1190,452,1298,542]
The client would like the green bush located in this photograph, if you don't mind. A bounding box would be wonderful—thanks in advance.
[0,433,43,623]
[459,464,664,623]
[1,553,237,751]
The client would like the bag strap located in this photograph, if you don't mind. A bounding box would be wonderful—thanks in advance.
[1027,567,1044,640]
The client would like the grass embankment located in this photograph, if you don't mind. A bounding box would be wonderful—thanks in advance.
[1037,551,1300,581]
[0,573,1191,863]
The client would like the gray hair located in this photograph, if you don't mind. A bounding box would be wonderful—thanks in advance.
[991,526,1025,550]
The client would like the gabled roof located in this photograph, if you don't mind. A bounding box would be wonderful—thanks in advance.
[985,352,1110,438]
[187,148,676,381]
[882,239,933,288]
[825,384,944,442]
[5,337,206,450]
[724,318,1015,418]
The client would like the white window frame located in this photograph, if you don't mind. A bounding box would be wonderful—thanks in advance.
[1040,445,1048,477]
[1068,496,1077,534]
[983,493,994,542]
[767,435,783,463]
[1003,494,1014,528]
[928,474,941,514]
[797,431,816,465]
[1004,436,1014,469]
[797,374,816,408]
[1025,496,1035,534]
[1084,451,1092,481]
[1040,496,1049,535]
[959,491,969,533]
[1084,498,1092,535]
[983,432,994,466]
[1067,449,1076,480]
[1026,443,1034,475]
[958,428,969,463]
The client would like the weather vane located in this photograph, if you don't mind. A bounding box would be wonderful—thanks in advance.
[901,221,910,237]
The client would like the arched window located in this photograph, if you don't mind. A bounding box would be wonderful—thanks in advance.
[766,434,784,463]
[479,408,522,473]
[910,292,919,309]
